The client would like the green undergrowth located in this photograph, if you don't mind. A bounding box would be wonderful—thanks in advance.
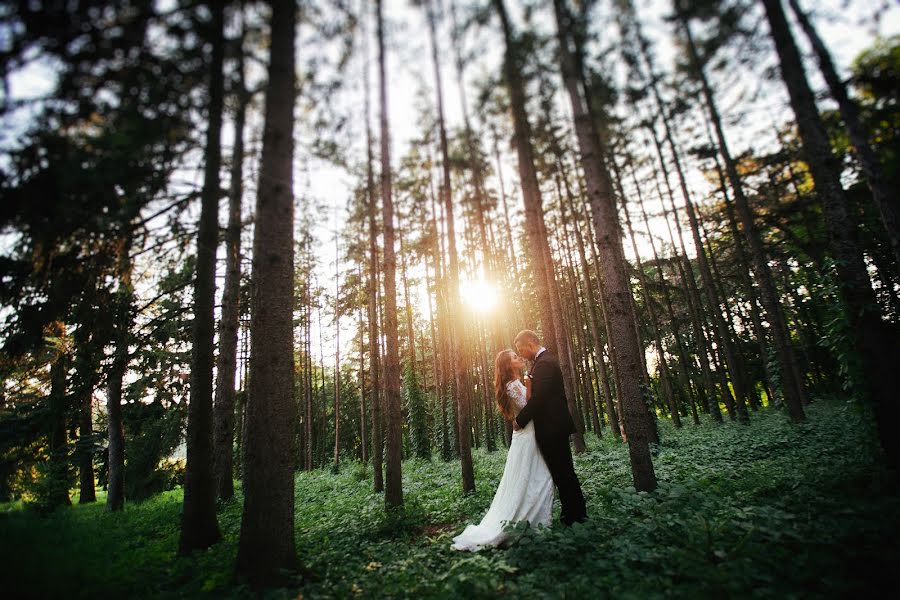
[2,400,898,598]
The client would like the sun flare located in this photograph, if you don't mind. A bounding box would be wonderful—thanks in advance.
[459,278,499,314]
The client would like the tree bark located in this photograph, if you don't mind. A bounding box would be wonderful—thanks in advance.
[235,0,299,584]
[376,0,404,508]
[617,169,681,428]
[428,0,474,493]
[551,0,655,490]
[334,246,341,472]
[77,383,96,504]
[47,324,72,509]
[214,15,248,500]
[494,0,586,456]
[180,0,225,555]
[362,4,383,492]
[106,242,132,513]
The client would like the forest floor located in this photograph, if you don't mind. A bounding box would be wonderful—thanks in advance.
[2,399,899,599]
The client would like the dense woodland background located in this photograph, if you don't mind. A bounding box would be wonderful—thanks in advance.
[1,0,899,595]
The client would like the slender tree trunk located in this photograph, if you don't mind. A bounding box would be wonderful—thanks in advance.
[358,275,368,467]
[495,0,586,457]
[701,119,769,410]
[214,18,247,499]
[551,0,655,490]
[305,297,314,471]
[47,325,71,509]
[762,0,900,469]
[376,0,404,507]
[235,0,299,583]
[400,235,417,381]
[363,6,383,492]
[180,0,225,555]
[428,0,474,493]
[106,241,132,512]
[428,185,452,461]
[334,240,341,472]
[77,382,96,504]
[448,0,505,353]
[576,194,623,437]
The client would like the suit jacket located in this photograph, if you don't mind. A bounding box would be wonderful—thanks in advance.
[515,350,576,445]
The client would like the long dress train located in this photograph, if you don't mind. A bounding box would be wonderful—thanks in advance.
[451,380,554,551]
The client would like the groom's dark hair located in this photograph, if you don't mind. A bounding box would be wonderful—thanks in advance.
[514,329,541,347]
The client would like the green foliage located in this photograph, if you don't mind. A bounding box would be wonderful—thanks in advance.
[1,401,897,598]
[122,399,186,502]
[807,260,865,398]
[403,365,431,460]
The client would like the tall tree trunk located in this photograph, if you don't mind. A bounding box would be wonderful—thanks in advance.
[494,0,586,455]
[577,192,623,437]
[358,272,368,467]
[428,0,474,493]
[656,105,746,420]
[702,119,770,410]
[400,235,417,381]
[235,0,299,584]
[334,236,341,473]
[334,329,341,471]
[180,0,225,555]
[363,4,383,492]
[551,0,655,490]
[677,6,803,423]
[762,0,900,469]
[77,383,96,504]
[558,227,599,436]
[376,0,404,508]
[448,0,505,353]
[305,295,314,471]
[428,184,452,461]
[106,240,132,513]
[214,16,248,499]
[47,323,71,509]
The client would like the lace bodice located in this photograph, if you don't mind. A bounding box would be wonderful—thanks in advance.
[505,380,527,415]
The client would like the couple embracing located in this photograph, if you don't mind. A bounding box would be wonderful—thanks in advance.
[452,330,588,552]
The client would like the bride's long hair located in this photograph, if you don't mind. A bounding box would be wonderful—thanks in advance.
[494,350,519,422]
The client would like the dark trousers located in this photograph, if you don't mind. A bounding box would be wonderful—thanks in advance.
[538,435,587,525]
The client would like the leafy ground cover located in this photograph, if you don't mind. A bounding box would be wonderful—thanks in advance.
[2,400,898,599]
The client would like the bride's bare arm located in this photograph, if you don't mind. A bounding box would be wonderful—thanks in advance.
[523,375,532,402]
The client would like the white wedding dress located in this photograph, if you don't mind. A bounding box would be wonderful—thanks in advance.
[451,380,554,551]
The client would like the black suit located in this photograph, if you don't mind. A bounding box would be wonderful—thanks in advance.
[515,349,587,525]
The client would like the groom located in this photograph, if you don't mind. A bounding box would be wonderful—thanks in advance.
[513,329,587,525]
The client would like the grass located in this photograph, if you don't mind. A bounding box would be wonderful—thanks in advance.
[2,399,898,599]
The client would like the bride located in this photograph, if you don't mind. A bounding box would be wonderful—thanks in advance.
[451,349,554,551]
